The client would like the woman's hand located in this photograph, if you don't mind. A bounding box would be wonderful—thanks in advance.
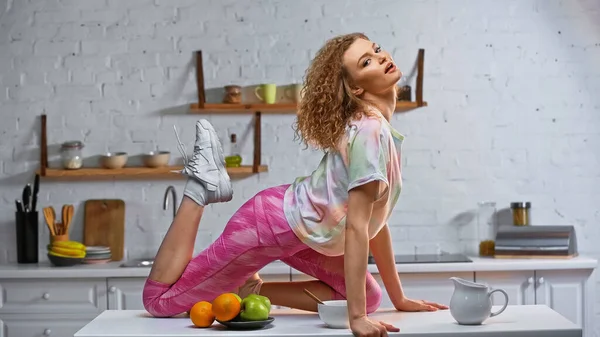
[394,297,448,312]
[350,315,400,337]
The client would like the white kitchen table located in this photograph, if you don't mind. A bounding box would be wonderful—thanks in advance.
[74,305,581,337]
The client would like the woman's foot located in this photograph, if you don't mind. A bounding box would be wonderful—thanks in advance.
[175,119,233,206]
[237,273,264,299]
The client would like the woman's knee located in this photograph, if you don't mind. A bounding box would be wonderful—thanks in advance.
[142,279,174,318]
[365,280,383,314]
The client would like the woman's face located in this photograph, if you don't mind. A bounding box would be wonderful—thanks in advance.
[342,38,402,96]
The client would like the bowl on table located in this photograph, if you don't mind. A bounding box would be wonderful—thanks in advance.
[142,151,170,168]
[100,152,128,169]
[318,300,349,329]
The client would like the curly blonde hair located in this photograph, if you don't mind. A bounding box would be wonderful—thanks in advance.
[293,32,373,152]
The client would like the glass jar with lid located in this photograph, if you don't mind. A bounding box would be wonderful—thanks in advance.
[511,202,531,226]
[60,141,84,170]
[477,201,497,256]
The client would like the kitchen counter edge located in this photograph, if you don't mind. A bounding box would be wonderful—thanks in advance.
[0,256,597,279]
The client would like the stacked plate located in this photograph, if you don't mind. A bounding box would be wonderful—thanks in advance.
[84,246,112,264]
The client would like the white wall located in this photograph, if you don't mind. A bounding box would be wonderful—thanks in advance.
[1,0,598,310]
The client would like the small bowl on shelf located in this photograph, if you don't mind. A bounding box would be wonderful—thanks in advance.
[47,253,84,267]
[100,152,128,169]
[143,151,170,168]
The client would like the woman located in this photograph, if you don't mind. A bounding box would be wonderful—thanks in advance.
[143,32,447,337]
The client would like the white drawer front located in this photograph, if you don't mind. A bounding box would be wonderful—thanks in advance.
[0,316,94,337]
[0,279,107,314]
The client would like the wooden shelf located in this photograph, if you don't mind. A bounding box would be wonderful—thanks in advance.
[188,101,427,114]
[37,165,267,180]
[190,103,298,113]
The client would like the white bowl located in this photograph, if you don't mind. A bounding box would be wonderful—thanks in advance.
[318,300,349,329]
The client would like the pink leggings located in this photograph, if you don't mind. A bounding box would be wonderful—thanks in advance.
[142,184,382,317]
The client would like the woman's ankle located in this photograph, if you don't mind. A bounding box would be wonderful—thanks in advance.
[237,278,263,299]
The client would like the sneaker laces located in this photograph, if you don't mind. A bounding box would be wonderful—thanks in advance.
[172,124,212,181]
[172,124,190,174]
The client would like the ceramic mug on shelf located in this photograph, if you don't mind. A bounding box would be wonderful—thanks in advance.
[255,84,277,104]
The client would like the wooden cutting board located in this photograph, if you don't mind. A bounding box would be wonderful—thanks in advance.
[84,199,125,261]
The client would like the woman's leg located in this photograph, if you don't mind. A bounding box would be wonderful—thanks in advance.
[276,248,383,314]
[147,119,233,285]
[259,278,337,312]
[143,189,290,317]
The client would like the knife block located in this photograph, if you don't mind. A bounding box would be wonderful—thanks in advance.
[16,211,39,264]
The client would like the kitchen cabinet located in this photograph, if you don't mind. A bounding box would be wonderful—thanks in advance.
[475,271,536,305]
[0,278,107,337]
[0,278,107,314]
[107,278,146,310]
[0,315,93,337]
[475,269,592,330]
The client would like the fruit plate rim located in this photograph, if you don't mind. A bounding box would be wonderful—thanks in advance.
[215,316,275,330]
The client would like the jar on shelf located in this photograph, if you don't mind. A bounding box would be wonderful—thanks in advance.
[225,134,242,168]
[477,201,497,257]
[60,141,84,170]
[511,202,531,226]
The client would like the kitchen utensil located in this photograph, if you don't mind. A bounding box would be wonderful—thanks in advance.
[61,205,71,232]
[31,174,39,212]
[43,207,56,236]
[15,200,23,213]
[317,300,349,329]
[22,184,31,212]
[303,288,324,305]
[66,204,74,232]
[216,316,275,330]
[84,199,125,261]
[449,277,509,325]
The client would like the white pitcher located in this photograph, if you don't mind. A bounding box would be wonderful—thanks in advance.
[449,277,509,325]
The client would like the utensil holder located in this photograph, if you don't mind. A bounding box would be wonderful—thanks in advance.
[16,211,39,264]
[50,234,69,243]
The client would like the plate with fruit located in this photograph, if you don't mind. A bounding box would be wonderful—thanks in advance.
[190,293,275,330]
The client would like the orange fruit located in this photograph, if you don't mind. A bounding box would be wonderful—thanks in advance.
[189,301,215,328]
[212,293,242,321]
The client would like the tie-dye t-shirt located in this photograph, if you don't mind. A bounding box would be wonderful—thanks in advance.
[283,108,404,256]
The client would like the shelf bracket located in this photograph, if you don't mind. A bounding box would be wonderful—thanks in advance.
[40,114,48,177]
[195,50,205,109]
[253,111,261,173]
[416,48,425,107]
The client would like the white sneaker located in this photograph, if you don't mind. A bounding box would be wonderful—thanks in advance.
[174,119,233,206]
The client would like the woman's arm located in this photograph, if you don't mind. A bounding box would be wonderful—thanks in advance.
[369,224,405,308]
[370,224,450,312]
[345,180,379,320]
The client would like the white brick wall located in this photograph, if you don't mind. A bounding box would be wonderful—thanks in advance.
[1,0,599,319]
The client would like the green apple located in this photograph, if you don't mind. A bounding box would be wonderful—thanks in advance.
[240,294,271,321]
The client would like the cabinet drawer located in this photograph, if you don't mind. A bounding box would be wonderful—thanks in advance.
[0,315,94,337]
[0,278,107,314]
